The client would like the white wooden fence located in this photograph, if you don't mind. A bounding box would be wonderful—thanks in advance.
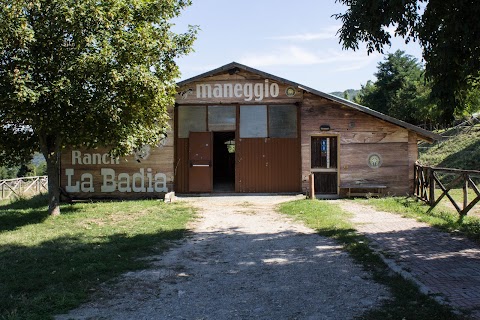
[0,176,48,200]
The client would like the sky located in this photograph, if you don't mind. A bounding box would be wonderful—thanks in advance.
[172,0,423,93]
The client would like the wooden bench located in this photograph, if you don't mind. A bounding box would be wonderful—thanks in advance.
[340,183,387,198]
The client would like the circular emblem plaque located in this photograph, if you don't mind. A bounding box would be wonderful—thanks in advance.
[367,153,382,169]
[285,86,296,97]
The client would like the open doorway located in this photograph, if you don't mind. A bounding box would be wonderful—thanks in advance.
[213,131,235,192]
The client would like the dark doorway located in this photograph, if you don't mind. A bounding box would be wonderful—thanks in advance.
[213,131,235,192]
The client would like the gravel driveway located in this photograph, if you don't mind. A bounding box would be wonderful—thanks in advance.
[56,195,389,320]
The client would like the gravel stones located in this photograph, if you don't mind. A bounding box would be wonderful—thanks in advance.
[56,195,389,320]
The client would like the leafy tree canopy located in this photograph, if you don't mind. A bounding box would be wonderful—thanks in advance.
[0,0,197,214]
[359,50,424,122]
[356,50,440,126]
[334,0,480,124]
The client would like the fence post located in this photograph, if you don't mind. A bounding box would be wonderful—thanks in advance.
[429,168,436,206]
[463,173,469,210]
[422,166,428,201]
[413,164,418,197]
[309,173,315,200]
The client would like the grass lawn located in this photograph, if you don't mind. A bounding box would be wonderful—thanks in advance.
[278,199,465,320]
[418,124,480,170]
[360,196,480,242]
[436,188,480,216]
[0,195,195,320]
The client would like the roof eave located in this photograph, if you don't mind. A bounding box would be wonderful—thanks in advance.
[298,85,441,142]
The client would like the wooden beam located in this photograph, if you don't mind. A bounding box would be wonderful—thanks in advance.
[309,173,315,199]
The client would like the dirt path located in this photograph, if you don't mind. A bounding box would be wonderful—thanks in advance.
[56,195,389,320]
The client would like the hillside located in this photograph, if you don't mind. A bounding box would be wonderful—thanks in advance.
[329,89,360,102]
[418,124,480,170]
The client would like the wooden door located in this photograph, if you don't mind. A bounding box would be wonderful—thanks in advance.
[311,136,338,194]
[189,132,213,192]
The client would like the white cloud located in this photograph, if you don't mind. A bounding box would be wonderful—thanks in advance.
[239,46,379,71]
[239,46,320,67]
[269,25,340,41]
[182,64,220,73]
[337,57,377,72]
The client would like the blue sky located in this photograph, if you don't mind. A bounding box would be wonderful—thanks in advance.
[172,0,423,93]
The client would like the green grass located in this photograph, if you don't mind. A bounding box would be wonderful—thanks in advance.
[434,187,480,216]
[0,195,195,320]
[419,125,480,169]
[278,199,465,320]
[358,196,480,243]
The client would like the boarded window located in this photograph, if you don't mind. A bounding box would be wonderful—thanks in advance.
[240,105,267,138]
[208,106,236,131]
[178,106,206,138]
[311,136,337,168]
[268,105,297,138]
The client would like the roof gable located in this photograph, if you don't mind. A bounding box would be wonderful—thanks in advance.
[177,62,440,142]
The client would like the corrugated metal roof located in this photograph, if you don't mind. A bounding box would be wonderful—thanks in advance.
[177,62,441,142]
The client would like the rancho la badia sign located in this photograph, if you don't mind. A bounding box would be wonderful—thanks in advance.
[60,146,173,199]
[177,80,302,103]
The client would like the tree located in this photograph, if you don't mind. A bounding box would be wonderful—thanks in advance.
[356,50,430,124]
[334,0,480,124]
[461,89,480,118]
[0,0,197,215]
[0,166,19,180]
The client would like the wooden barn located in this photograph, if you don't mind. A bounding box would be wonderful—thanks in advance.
[60,62,439,199]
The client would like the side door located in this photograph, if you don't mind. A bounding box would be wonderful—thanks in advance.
[311,136,338,194]
[189,132,213,192]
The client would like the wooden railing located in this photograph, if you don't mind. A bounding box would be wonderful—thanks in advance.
[0,176,48,200]
[414,163,480,216]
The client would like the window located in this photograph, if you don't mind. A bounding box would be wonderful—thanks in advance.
[269,105,297,138]
[208,106,236,131]
[178,106,206,138]
[240,105,267,138]
[311,136,337,168]
[179,104,297,139]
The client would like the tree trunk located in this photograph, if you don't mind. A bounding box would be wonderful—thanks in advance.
[39,133,62,215]
[45,153,61,215]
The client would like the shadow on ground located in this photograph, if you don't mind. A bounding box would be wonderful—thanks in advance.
[0,195,52,232]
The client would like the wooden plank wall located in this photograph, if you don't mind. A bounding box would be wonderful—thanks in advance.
[174,138,189,193]
[60,109,175,199]
[408,131,419,192]
[60,145,174,199]
[301,93,413,195]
